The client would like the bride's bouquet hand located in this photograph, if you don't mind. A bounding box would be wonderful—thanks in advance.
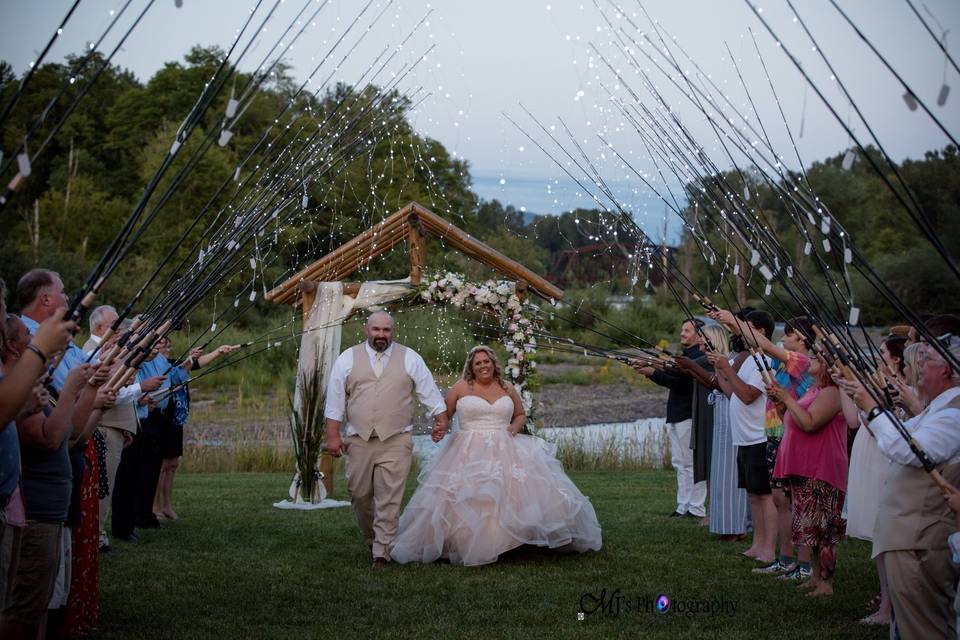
[507,424,521,437]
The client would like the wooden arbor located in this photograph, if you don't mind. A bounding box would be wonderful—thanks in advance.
[265,201,565,314]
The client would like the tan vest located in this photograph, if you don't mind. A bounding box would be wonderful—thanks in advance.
[82,337,139,434]
[872,393,960,556]
[345,343,414,442]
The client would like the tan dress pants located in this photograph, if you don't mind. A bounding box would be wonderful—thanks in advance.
[345,432,412,560]
[98,426,128,541]
[884,546,958,639]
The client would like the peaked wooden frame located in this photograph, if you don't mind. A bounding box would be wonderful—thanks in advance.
[266,201,564,319]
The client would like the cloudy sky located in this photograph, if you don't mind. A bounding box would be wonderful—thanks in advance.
[2,0,958,229]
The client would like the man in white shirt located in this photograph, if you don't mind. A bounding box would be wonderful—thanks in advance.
[325,311,447,568]
[842,335,960,639]
[82,307,164,550]
[709,349,778,566]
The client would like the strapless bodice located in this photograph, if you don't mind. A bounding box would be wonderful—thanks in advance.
[456,395,513,431]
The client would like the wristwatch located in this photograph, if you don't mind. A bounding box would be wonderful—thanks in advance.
[865,405,884,423]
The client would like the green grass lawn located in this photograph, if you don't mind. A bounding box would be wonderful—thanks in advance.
[99,470,887,639]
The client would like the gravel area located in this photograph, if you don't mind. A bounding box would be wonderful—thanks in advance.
[187,365,670,443]
[537,383,667,428]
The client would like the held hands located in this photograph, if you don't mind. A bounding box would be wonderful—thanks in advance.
[431,412,449,443]
[673,355,693,371]
[64,364,94,397]
[140,375,166,393]
[765,382,788,414]
[706,308,736,330]
[19,382,50,417]
[93,387,117,410]
[88,363,110,387]
[629,359,656,377]
[705,350,728,370]
[326,432,345,457]
[833,374,876,412]
[32,308,76,358]
[942,482,960,516]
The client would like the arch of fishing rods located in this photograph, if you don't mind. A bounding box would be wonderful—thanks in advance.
[0,0,471,403]
[502,0,959,475]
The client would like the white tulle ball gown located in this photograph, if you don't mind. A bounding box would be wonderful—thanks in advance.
[390,395,602,566]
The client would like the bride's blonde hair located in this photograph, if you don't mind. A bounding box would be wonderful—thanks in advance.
[462,345,508,389]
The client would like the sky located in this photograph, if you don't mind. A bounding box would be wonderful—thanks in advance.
[2,0,958,233]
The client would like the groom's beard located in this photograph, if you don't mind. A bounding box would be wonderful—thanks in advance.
[370,338,390,352]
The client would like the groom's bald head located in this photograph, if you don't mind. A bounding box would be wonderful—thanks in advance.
[365,311,394,352]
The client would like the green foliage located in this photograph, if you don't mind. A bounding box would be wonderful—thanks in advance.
[673,145,960,323]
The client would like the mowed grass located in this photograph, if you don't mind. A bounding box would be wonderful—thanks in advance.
[98,470,887,640]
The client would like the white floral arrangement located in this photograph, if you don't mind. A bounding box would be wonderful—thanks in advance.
[420,270,541,415]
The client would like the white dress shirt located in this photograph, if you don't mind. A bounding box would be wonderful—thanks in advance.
[869,386,960,467]
[85,334,143,407]
[324,342,446,436]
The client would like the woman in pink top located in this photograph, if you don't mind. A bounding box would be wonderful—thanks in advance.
[768,352,850,598]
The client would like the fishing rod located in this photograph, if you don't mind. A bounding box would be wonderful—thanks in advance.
[747,0,960,282]
[58,0,270,331]
[903,0,960,79]
[826,0,957,147]
[0,0,83,128]
[0,0,144,196]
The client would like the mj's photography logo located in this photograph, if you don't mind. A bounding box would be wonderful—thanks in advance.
[577,589,736,619]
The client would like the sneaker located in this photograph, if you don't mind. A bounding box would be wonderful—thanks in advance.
[777,565,812,581]
[752,560,789,575]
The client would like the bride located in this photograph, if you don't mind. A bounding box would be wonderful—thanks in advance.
[390,345,602,566]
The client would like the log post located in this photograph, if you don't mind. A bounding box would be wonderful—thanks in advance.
[299,280,318,325]
[408,212,425,284]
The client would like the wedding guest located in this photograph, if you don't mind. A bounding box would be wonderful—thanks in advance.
[82,314,162,552]
[839,334,960,638]
[16,269,86,393]
[710,309,814,580]
[674,323,750,539]
[0,277,75,426]
[133,339,171,531]
[633,318,706,518]
[0,358,91,639]
[845,336,905,624]
[707,331,776,565]
[769,350,850,597]
[153,342,238,520]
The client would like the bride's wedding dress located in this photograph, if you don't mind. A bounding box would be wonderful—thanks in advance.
[390,394,602,566]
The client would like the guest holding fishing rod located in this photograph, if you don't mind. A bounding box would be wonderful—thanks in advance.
[671,320,751,540]
[0,313,116,640]
[0,277,76,425]
[836,322,960,639]
[83,308,166,553]
[707,307,815,582]
[152,339,239,521]
[631,317,706,519]
[766,348,851,598]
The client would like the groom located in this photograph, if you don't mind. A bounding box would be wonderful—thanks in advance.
[325,311,447,568]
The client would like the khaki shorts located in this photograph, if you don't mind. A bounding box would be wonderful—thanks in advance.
[0,521,62,625]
